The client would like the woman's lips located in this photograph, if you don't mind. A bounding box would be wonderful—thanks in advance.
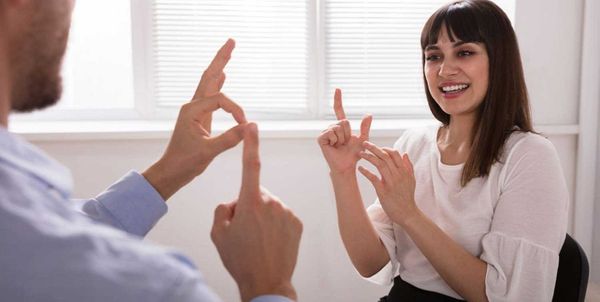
[441,86,468,99]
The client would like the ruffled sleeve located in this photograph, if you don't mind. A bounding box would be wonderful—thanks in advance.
[364,199,399,285]
[480,135,569,301]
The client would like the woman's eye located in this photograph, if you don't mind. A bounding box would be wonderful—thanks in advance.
[425,54,440,61]
[458,50,474,57]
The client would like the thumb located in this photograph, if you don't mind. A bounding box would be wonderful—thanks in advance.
[211,202,236,239]
[239,123,261,202]
[208,123,246,155]
[360,114,373,140]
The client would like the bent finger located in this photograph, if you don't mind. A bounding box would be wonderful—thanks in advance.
[338,119,351,143]
[363,141,396,170]
[211,201,236,234]
[403,154,415,176]
[327,129,338,146]
[358,166,383,192]
[191,93,247,124]
[360,151,393,181]
[208,123,246,155]
[333,125,345,145]
[383,148,403,169]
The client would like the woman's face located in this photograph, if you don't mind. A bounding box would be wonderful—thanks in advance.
[423,26,489,120]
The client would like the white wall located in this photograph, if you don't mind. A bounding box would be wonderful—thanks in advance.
[24,0,596,299]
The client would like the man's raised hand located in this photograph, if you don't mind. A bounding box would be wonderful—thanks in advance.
[142,39,247,200]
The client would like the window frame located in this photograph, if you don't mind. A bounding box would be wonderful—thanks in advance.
[13,0,515,123]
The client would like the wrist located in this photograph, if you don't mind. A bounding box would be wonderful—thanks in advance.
[142,159,181,201]
[239,281,297,302]
[397,205,424,229]
[329,166,357,178]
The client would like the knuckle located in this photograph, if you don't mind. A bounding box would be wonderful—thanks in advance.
[209,228,220,243]
[292,216,303,233]
[180,102,192,113]
[201,70,209,79]
[246,157,261,170]
[266,199,284,211]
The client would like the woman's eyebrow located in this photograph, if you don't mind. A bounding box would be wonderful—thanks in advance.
[424,45,439,51]
[453,41,475,48]
[425,40,471,51]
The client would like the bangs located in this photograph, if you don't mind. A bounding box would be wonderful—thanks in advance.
[421,1,485,50]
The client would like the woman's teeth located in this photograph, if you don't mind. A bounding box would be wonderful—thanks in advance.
[441,84,469,93]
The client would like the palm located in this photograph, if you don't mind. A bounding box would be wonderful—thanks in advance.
[321,135,366,172]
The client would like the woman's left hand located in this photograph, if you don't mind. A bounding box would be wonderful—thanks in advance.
[358,141,420,226]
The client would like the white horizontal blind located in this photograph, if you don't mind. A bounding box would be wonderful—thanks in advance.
[152,0,310,113]
[325,0,451,117]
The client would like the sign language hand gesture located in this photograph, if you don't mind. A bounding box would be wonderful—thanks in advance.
[143,39,248,200]
[358,141,419,225]
[211,124,303,302]
[318,89,373,174]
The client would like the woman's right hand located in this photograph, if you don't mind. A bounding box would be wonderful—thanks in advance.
[318,89,372,174]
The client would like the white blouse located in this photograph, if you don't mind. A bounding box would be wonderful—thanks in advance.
[367,126,569,301]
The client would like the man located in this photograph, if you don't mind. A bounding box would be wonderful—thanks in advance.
[0,1,302,301]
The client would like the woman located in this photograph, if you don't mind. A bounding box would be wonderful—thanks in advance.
[317,1,569,301]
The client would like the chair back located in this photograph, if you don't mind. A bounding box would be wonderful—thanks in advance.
[552,234,589,302]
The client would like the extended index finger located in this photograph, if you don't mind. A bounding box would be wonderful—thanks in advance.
[206,39,235,77]
[333,88,346,120]
[239,123,261,200]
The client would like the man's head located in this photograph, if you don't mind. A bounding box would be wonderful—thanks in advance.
[0,0,74,113]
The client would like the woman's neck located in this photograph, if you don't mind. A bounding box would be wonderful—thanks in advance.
[437,115,477,165]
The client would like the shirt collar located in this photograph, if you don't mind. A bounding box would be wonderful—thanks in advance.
[0,126,73,198]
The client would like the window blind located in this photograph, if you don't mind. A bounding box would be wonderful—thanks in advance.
[324,0,450,116]
[152,0,310,113]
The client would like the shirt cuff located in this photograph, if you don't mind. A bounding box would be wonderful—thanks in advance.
[250,295,295,302]
[95,170,167,237]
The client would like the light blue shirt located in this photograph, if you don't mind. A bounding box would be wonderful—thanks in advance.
[0,127,292,302]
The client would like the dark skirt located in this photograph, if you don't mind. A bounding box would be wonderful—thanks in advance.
[378,276,466,302]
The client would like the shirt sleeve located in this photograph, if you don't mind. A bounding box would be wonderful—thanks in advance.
[480,135,569,301]
[364,198,399,285]
[74,170,167,237]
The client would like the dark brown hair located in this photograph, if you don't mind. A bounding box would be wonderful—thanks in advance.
[420,0,534,186]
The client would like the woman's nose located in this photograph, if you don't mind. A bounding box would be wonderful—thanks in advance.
[438,59,459,77]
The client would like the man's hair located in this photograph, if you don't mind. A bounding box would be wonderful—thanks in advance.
[420,0,534,186]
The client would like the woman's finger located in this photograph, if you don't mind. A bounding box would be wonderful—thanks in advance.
[333,89,346,121]
[359,114,372,140]
[327,129,338,146]
[338,119,351,143]
[360,151,393,181]
[358,166,383,192]
[333,125,346,145]
[363,141,397,173]
[383,148,403,169]
[403,154,415,176]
